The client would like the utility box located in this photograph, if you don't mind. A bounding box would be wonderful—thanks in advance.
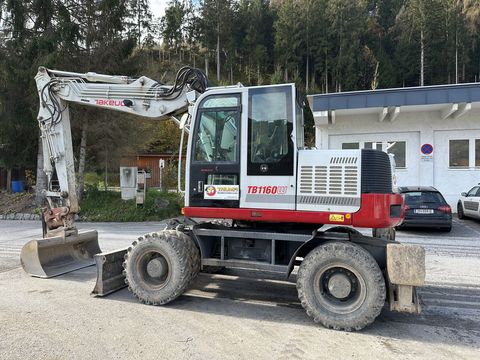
[120,167,137,200]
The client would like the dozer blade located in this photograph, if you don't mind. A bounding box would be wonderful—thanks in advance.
[20,230,100,278]
[91,247,128,297]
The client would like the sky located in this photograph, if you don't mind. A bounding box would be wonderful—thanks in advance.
[150,0,169,18]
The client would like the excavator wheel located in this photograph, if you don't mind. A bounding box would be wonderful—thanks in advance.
[123,230,200,305]
[297,241,385,331]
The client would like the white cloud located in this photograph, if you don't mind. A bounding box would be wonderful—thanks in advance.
[150,0,169,18]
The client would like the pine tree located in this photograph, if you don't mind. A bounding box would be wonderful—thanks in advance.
[199,0,236,82]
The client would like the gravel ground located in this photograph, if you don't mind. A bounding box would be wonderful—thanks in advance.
[0,219,479,359]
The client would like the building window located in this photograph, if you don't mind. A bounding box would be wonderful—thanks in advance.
[364,142,382,151]
[449,139,469,168]
[341,140,406,168]
[386,141,406,168]
[342,142,359,149]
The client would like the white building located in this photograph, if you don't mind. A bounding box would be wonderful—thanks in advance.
[308,83,480,211]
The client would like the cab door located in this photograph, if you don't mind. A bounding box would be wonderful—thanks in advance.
[240,85,296,210]
[188,93,242,208]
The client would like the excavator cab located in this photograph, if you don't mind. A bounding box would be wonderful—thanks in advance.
[187,85,297,212]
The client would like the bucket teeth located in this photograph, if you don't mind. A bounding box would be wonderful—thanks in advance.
[20,230,100,278]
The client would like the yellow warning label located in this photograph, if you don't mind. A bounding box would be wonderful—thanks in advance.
[329,214,345,222]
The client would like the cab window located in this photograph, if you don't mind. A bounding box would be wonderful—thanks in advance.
[247,86,293,175]
[194,95,240,163]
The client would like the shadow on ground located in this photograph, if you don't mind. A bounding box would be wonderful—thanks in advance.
[82,267,480,348]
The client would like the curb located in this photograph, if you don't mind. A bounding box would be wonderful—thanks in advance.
[0,213,41,221]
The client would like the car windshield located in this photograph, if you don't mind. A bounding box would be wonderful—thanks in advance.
[404,191,445,205]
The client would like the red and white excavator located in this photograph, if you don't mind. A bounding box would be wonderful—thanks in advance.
[20,66,425,331]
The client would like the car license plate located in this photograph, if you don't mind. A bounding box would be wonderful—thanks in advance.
[415,209,434,214]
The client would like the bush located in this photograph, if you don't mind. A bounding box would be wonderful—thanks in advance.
[79,187,183,222]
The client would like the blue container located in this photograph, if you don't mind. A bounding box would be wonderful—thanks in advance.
[11,180,25,193]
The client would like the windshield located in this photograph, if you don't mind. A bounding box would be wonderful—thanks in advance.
[404,191,445,205]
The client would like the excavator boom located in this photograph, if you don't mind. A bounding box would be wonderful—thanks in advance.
[21,66,206,278]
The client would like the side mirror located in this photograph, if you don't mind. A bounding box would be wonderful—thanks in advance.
[461,192,467,197]
[179,113,189,130]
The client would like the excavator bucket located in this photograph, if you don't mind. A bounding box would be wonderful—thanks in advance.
[91,247,128,297]
[20,230,100,278]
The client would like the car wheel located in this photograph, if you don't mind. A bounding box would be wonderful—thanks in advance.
[457,203,465,219]
[440,226,452,232]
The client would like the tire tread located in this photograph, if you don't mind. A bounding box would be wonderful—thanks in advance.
[124,230,200,306]
[296,241,385,331]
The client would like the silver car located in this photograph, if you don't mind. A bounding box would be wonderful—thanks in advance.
[458,185,480,219]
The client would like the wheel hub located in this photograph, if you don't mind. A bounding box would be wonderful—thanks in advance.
[146,256,168,278]
[327,273,352,299]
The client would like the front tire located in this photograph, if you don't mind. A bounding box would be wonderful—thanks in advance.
[124,230,200,305]
[297,241,386,331]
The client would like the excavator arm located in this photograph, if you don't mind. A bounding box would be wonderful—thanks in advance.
[21,66,207,278]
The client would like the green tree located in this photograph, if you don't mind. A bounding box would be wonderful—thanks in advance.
[161,0,186,51]
[199,0,236,82]
[326,0,370,91]
[238,0,274,85]
[274,0,303,82]
[128,0,154,47]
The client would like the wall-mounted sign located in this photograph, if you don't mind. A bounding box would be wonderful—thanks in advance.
[420,143,433,162]
[421,143,433,155]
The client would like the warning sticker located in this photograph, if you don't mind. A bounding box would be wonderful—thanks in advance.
[329,214,345,222]
[204,185,239,200]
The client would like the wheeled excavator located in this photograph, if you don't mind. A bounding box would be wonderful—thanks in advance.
[20,66,425,331]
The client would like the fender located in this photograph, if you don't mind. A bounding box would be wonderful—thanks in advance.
[286,227,394,277]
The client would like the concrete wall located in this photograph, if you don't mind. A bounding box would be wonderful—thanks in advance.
[315,108,480,211]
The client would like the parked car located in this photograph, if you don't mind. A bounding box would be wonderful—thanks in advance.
[397,186,452,232]
[457,185,480,220]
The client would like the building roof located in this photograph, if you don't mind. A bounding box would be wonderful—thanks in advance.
[308,82,480,112]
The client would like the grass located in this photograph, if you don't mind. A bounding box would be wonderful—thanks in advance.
[79,185,183,222]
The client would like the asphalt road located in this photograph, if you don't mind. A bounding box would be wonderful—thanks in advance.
[0,219,479,359]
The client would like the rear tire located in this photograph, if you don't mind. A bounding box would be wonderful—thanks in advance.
[441,226,452,232]
[124,230,200,305]
[297,241,385,331]
[457,203,465,219]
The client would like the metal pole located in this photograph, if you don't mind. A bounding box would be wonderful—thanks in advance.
[160,166,163,190]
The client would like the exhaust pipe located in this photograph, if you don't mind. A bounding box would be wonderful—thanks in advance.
[20,229,101,278]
